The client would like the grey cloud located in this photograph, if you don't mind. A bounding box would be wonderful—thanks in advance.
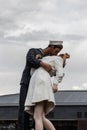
[0,17,18,30]
[0,0,87,43]
[0,0,44,40]
[5,30,87,42]
[0,43,28,73]
[55,0,87,19]
[5,30,58,41]
[0,71,20,95]
[63,34,87,41]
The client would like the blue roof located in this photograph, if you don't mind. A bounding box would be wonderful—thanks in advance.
[0,90,87,106]
[55,90,87,105]
[0,93,19,106]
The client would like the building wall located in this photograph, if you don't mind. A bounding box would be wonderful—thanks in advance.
[0,106,18,120]
[47,106,87,120]
[78,120,87,130]
[0,105,87,130]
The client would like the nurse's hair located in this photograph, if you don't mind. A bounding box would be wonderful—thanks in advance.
[59,53,70,68]
[59,54,64,58]
[59,53,70,59]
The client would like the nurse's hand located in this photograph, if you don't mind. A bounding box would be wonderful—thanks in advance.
[52,84,58,93]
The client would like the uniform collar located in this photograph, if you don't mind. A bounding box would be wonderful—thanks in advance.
[39,48,45,56]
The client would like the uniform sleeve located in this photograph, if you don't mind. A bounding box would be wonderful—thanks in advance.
[26,48,41,68]
[53,57,64,85]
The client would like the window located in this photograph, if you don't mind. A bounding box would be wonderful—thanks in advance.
[77,112,82,118]
[84,112,87,118]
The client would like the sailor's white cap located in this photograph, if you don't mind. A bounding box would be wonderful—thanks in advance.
[49,40,63,46]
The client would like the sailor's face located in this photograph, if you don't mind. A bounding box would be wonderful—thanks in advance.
[51,48,61,55]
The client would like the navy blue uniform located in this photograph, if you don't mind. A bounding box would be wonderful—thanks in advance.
[17,48,44,130]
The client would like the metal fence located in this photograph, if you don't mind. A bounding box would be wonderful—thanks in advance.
[0,123,16,130]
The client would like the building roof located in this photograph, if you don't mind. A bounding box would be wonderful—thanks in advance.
[55,90,87,105]
[0,93,19,106]
[0,90,87,106]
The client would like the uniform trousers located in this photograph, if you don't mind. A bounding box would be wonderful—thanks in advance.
[17,84,34,130]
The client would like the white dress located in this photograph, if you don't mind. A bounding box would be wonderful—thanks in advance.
[25,56,64,115]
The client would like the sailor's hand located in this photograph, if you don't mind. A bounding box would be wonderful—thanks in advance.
[40,62,52,72]
[36,54,42,59]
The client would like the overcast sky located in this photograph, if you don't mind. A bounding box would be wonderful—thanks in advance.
[0,0,87,95]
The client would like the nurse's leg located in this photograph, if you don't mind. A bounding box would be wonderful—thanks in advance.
[42,115,56,130]
[34,102,44,130]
